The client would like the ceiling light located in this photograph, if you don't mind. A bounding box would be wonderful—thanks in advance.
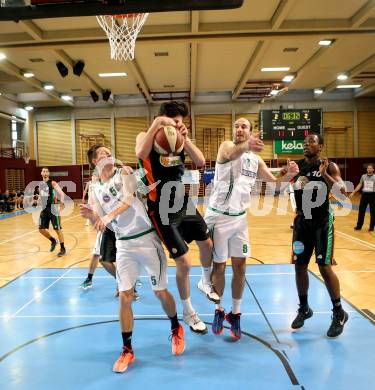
[61,94,73,101]
[0,53,6,60]
[25,105,34,111]
[270,90,279,96]
[314,88,324,94]
[282,75,295,82]
[337,73,348,81]
[336,84,362,89]
[261,67,290,72]
[43,83,54,90]
[319,39,334,46]
[23,71,34,78]
[98,72,127,77]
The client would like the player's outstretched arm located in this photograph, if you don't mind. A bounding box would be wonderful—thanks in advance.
[257,158,299,190]
[217,135,264,163]
[135,116,177,160]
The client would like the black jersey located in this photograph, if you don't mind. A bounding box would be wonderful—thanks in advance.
[39,179,56,208]
[139,148,186,211]
[293,159,330,219]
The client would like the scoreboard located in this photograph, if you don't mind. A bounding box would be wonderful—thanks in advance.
[259,109,322,140]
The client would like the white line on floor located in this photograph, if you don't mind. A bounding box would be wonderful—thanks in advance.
[0,310,357,320]
[0,214,81,245]
[8,268,75,319]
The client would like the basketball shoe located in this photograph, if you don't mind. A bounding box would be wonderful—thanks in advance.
[212,308,225,335]
[291,306,313,329]
[197,279,221,304]
[171,324,185,355]
[225,312,241,340]
[183,312,207,334]
[113,347,135,373]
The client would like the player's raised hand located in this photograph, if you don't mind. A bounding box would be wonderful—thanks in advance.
[287,159,299,176]
[248,134,264,152]
[176,122,188,139]
[319,158,329,175]
[153,116,177,128]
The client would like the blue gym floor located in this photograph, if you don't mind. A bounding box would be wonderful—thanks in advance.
[0,265,374,390]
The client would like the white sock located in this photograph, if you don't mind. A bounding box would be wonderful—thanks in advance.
[232,298,242,314]
[182,298,195,315]
[215,296,223,311]
[201,267,211,284]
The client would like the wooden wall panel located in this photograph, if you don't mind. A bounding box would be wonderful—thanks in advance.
[358,111,375,157]
[75,118,111,165]
[37,120,72,166]
[115,117,148,165]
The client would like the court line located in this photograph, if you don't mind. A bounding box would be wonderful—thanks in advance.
[17,269,375,280]
[9,267,75,319]
[0,213,81,245]
[335,231,375,250]
[1,310,358,319]
[272,204,375,250]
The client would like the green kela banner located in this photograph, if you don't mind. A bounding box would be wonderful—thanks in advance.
[274,140,304,154]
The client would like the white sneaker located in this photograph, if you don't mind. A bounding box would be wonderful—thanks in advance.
[183,312,208,334]
[197,279,221,304]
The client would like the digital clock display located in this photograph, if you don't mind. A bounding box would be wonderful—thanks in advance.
[259,109,322,140]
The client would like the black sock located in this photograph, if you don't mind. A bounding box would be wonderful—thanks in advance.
[49,237,56,243]
[299,294,308,308]
[169,314,179,330]
[332,298,342,311]
[87,273,93,281]
[60,243,65,250]
[122,331,133,350]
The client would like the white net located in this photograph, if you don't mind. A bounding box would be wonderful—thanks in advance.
[96,13,149,61]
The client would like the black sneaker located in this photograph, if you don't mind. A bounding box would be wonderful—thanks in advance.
[354,226,361,230]
[50,238,57,252]
[327,309,349,338]
[369,227,374,232]
[291,306,313,329]
[225,311,241,340]
[57,248,66,257]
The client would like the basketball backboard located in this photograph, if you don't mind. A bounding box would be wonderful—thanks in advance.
[0,0,244,21]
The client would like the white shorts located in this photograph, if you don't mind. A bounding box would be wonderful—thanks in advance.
[204,209,250,263]
[116,232,168,292]
[92,231,103,256]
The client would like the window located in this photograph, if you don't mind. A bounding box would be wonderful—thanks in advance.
[11,120,18,148]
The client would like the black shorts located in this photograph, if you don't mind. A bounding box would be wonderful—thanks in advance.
[39,206,62,230]
[291,211,335,266]
[100,227,116,262]
[148,201,209,259]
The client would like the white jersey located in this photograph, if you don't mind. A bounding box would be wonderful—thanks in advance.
[208,151,259,215]
[92,168,153,239]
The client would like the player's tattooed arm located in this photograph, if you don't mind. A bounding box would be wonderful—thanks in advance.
[52,181,65,209]
[135,116,177,160]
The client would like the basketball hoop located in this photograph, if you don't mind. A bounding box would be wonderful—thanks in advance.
[96,13,149,61]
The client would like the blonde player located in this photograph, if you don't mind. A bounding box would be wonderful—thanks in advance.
[205,118,299,340]
[80,145,184,373]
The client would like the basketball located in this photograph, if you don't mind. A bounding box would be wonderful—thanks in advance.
[153,125,184,155]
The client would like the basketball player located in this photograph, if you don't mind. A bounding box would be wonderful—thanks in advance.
[80,145,185,373]
[206,118,298,340]
[38,167,66,257]
[290,134,348,337]
[80,147,120,293]
[136,101,215,334]
[350,163,375,231]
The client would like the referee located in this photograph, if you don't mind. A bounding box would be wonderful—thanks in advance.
[350,163,375,232]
